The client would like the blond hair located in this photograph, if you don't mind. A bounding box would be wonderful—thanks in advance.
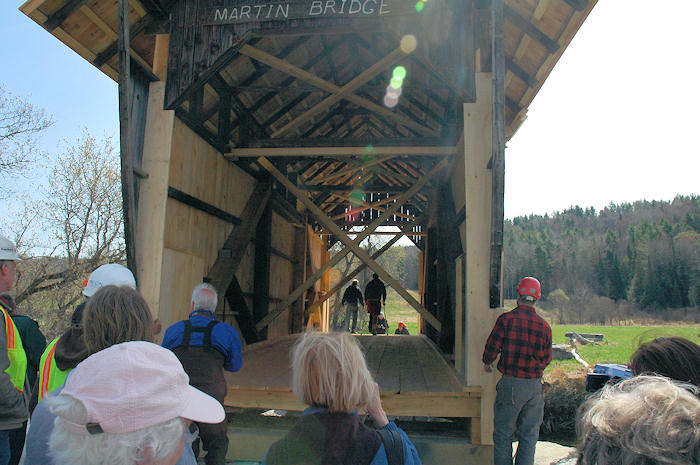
[291,332,375,413]
[82,285,154,354]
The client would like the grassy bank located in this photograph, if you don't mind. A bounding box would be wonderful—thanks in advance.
[547,325,699,374]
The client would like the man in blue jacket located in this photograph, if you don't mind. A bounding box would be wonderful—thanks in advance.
[162,283,243,465]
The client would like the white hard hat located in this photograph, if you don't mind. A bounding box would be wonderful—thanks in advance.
[0,235,21,261]
[83,264,136,297]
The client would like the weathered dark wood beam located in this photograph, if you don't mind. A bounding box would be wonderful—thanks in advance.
[44,0,88,32]
[491,0,506,308]
[208,180,272,313]
[118,0,137,277]
[504,5,560,54]
[564,0,588,11]
[505,96,522,115]
[301,103,346,138]
[94,14,154,68]
[167,186,243,225]
[174,108,228,154]
[506,57,537,87]
[262,92,310,128]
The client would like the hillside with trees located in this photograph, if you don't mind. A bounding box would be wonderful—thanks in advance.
[504,195,699,323]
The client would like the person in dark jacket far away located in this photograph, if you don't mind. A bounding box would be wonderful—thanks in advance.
[0,293,45,465]
[262,332,422,465]
[162,283,243,465]
[0,234,27,465]
[364,274,387,335]
[483,276,552,465]
[394,321,410,335]
[341,279,364,333]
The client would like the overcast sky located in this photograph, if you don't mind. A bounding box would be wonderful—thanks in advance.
[1,1,698,221]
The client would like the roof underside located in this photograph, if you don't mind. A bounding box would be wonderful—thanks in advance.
[19,0,597,235]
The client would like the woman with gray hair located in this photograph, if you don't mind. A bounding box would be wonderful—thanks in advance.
[45,341,224,465]
[262,332,422,465]
[576,375,700,465]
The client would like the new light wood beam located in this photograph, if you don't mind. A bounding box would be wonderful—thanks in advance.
[227,146,453,158]
[20,7,119,79]
[238,45,435,137]
[314,155,399,184]
[79,5,152,73]
[269,47,408,137]
[255,156,447,331]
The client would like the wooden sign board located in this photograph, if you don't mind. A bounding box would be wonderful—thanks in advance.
[203,0,414,26]
[164,0,475,125]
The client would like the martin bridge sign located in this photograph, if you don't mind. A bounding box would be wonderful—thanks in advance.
[165,0,474,114]
[204,0,413,26]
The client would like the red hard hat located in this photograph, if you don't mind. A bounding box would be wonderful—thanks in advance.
[517,277,541,300]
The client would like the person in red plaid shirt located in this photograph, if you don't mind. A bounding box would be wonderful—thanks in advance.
[482,277,552,465]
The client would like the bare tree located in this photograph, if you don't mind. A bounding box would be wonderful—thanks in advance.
[0,84,53,192]
[10,131,124,332]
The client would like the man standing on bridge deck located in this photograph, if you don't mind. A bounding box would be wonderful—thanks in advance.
[482,276,552,465]
[364,273,386,335]
[341,279,363,333]
[162,283,243,465]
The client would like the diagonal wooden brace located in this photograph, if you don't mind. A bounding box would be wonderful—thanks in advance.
[207,179,272,310]
[318,231,404,306]
[255,157,447,331]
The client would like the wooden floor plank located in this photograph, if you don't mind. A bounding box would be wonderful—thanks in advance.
[225,334,480,418]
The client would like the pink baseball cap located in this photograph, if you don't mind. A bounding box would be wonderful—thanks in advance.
[57,341,225,435]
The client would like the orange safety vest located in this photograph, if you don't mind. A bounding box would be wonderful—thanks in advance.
[0,303,27,392]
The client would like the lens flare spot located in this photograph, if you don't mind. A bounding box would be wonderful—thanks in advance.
[400,35,417,53]
[386,86,402,99]
[349,190,365,207]
[384,94,399,108]
[365,144,375,153]
[393,66,407,80]
[390,76,403,90]
[415,1,424,12]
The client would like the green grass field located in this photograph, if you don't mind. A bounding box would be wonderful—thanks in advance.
[547,324,700,374]
[353,288,421,335]
[351,291,700,377]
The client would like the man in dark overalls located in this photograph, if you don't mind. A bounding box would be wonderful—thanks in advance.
[162,283,242,465]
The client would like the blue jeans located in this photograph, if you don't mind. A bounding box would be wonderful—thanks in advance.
[493,375,544,465]
[0,430,11,465]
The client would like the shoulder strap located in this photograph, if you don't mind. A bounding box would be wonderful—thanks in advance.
[181,320,220,349]
[377,429,404,465]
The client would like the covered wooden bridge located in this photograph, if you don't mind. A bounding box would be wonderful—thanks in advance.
[21,0,596,460]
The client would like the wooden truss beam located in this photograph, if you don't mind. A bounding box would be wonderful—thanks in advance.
[313,155,399,185]
[318,232,404,306]
[207,180,272,310]
[255,156,447,332]
[44,0,88,31]
[238,45,435,137]
[329,193,403,221]
[228,146,454,158]
[95,13,154,68]
[503,5,560,54]
[118,0,137,276]
[167,186,243,225]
